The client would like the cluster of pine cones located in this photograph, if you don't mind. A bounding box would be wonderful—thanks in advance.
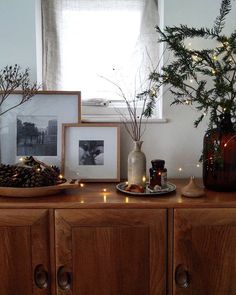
[0,156,65,187]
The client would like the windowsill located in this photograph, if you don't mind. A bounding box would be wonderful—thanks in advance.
[82,115,168,123]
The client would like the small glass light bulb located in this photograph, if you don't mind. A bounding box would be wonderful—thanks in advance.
[125,181,128,185]
[178,167,183,172]
[103,188,107,192]
[142,176,146,183]
[59,174,63,179]
[36,168,41,172]
[80,183,85,187]
[224,143,227,147]
[196,164,200,168]
[212,69,216,75]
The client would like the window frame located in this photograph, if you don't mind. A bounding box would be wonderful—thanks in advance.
[37,0,165,122]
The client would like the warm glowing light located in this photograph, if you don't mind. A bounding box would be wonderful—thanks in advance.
[103,188,107,192]
[196,164,200,168]
[80,200,84,203]
[125,181,128,185]
[19,157,24,162]
[213,55,218,61]
[223,108,227,111]
[125,197,129,203]
[36,168,41,172]
[223,41,229,47]
[59,174,63,179]
[203,112,207,116]
[142,176,146,183]
[103,195,107,202]
[80,183,85,187]
[224,143,227,147]
[158,172,161,175]
[178,168,183,172]
[189,79,193,83]
[212,69,216,75]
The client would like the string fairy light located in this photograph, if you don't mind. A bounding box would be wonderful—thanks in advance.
[223,135,236,148]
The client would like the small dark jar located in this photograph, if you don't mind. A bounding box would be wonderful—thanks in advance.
[149,159,167,189]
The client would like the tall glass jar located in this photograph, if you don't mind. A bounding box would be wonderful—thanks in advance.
[203,113,236,191]
[128,141,146,188]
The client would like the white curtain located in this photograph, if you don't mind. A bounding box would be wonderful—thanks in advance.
[42,0,159,100]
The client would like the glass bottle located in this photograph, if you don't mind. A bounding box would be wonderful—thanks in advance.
[149,159,167,189]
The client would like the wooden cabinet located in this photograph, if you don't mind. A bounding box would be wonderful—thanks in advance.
[55,209,167,295]
[0,209,51,295]
[173,208,236,295]
[0,181,236,295]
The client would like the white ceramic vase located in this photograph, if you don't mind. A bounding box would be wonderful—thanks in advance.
[128,141,146,187]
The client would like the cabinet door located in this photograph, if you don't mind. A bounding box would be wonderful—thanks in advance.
[0,209,51,295]
[55,209,166,295]
[173,208,236,295]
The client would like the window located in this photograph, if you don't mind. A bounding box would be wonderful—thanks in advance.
[41,0,162,120]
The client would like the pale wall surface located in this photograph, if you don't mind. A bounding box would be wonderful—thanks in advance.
[0,0,235,179]
[0,0,37,79]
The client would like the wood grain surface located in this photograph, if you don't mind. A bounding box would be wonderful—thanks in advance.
[0,209,51,295]
[173,208,236,295]
[0,179,235,209]
[55,209,167,295]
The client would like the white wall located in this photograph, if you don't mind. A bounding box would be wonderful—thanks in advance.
[0,0,38,79]
[0,0,235,179]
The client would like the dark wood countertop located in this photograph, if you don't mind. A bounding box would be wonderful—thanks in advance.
[0,179,236,209]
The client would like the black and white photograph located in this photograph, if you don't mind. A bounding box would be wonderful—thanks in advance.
[62,123,120,181]
[17,115,58,156]
[79,140,104,165]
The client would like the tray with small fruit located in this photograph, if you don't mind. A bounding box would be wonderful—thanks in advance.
[116,182,176,196]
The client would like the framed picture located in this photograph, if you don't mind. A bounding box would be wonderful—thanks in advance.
[62,123,120,182]
[0,91,81,167]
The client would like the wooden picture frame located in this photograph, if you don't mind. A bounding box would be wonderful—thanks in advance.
[62,123,120,182]
[0,90,81,167]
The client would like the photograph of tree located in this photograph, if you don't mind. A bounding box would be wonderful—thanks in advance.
[17,116,57,156]
[79,140,104,165]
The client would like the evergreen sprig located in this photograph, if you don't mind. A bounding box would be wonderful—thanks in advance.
[147,0,236,129]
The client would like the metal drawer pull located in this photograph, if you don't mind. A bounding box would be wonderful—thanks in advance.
[57,266,72,291]
[34,264,49,289]
[175,264,190,288]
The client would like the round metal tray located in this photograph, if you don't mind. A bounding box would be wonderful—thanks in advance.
[116,182,176,196]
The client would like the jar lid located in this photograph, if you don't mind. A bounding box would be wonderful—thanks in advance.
[151,159,165,169]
